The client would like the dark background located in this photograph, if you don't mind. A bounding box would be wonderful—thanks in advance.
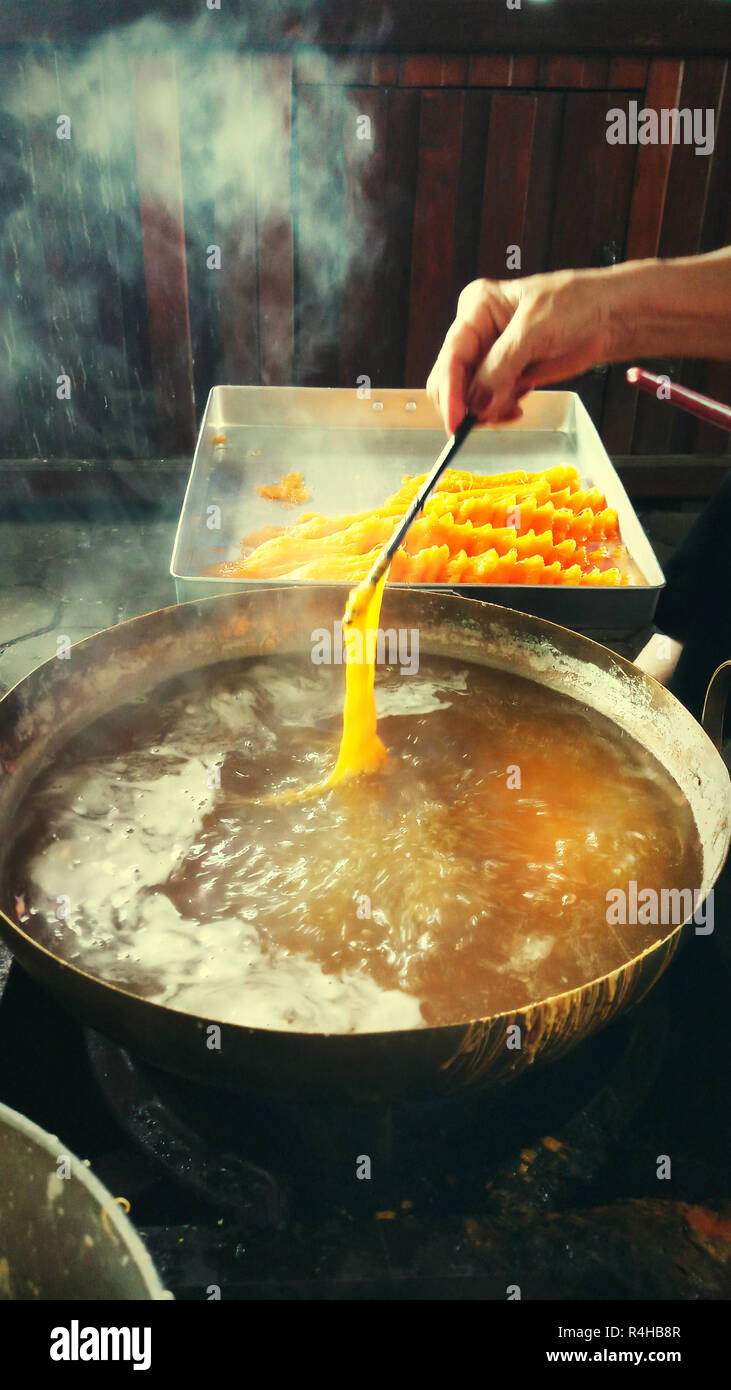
[0,0,729,465]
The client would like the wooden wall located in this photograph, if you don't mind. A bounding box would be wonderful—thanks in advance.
[0,36,729,460]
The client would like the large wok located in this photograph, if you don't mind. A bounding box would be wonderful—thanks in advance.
[0,588,729,1105]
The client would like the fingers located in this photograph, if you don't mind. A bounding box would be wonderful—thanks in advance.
[441,325,474,436]
[517,345,603,390]
[427,282,506,434]
[496,402,523,425]
[429,268,606,429]
[467,302,537,424]
[428,321,484,434]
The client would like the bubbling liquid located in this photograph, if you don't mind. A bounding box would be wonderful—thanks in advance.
[8,654,701,1033]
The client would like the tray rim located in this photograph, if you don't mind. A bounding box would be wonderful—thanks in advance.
[170,386,665,597]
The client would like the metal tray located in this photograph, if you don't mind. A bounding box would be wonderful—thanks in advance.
[171,387,664,635]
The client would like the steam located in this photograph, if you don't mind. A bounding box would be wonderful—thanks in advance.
[0,10,389,459]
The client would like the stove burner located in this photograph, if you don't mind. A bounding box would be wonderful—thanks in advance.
[84,1033,288,1227]
[5,950,729,1299]
[85,996,668,1226]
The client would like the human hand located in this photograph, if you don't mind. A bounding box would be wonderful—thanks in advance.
[426,268,611,433]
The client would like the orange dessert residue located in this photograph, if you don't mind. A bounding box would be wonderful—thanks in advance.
[255,472,310,505]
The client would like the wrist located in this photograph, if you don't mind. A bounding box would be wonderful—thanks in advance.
[601,258,663,362]
[599,250,731,361]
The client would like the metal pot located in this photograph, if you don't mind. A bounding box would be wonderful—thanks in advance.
[0,1100,170,1300]
[0,587,728,1104]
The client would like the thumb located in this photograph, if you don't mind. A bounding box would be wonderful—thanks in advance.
[468,302,537,423]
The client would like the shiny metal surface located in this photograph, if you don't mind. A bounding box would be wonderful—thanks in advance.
[171,387,664,634]
[0,1100,170,1300]
[0,587,727,1104]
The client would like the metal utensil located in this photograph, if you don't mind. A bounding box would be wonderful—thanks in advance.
[343,411,477,624]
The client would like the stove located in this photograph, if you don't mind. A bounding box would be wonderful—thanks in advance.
[2,870,730,1301]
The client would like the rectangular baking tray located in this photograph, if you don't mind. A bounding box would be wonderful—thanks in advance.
[171,386,664,635]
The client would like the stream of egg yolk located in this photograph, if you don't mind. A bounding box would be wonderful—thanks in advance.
[250,573,388,805]
[325,573,388,787]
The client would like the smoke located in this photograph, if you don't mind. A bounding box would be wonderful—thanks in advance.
[0,8,391,460]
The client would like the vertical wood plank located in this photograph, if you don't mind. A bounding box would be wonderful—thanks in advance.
[212,53,260,387]
[133,53,195,454]
[379,87,421,385]
[695,61,731,452]
[656,60,724,453]
[98,41,156,459]
[659,59,723,260]
[3,53,65,457]
[19,53,75,458]
[477,93,536,280]
[81,42,148,459]
[4,47,153,459]
[550,93,638,271]
[256,54,294,385]
[550,92,638,427]
[521,93,564,274]
[452,88,491,297]
[697,61,730,255]
[624,59,685,261]
[294,83,347,385]
[627,359,682,456]
[602,58,684,453]
[20,49,146,459]
[339,86,388,389]
[178,53,222,423]
[404,90,464,387]
[695,363,731,453]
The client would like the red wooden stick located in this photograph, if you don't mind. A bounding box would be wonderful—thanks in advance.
[626,366,731,432]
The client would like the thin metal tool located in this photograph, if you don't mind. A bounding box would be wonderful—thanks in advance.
[343,411,477,624]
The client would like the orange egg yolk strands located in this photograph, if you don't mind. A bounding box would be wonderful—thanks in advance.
[327,573,388,787]
[210,465,634,587]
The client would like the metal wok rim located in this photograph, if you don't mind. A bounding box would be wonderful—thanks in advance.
[0,585,725,1046]
[0,897,694,1040]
